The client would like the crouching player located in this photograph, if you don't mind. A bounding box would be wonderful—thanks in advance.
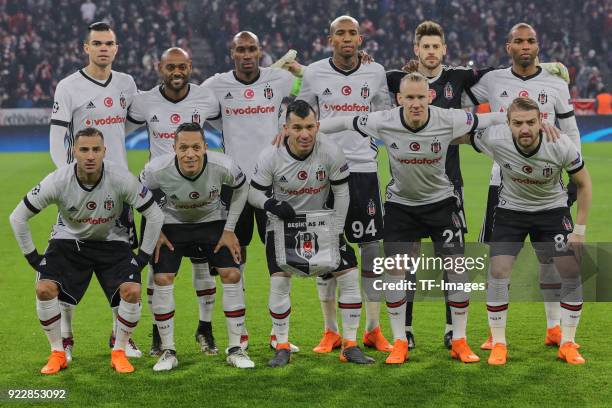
[9,127,164,374]
[249,100,374,367]
[466,97,592,365]
[139,122,254,370]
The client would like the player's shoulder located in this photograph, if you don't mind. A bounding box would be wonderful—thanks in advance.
[482,124,510,142]
[133,85,161,101]
[201,71,233,88]
[480,66,511,80]
[55,71,83,89]
[103,160,138,183]
[538,68,569,89]
[50,163,75,183]
[360,61,386,74]
[260,66,293,81]
[146,153,175,172]
[206,150,238,170]
[110,70,137,85]
[255,144,279,164]
[442,65,477,78]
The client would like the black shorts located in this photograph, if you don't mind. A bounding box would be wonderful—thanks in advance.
[327,172,384,243]
[383,198,464,256]
[37,239,140,307]
[479,185,499,244]
[152,221,239,274]
[264,231,357,276]
[221,185,267,246]
[452,183,468,234]
[140,189,208,266]
[490,207,575,258]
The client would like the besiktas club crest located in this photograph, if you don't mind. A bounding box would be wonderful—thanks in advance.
[295,231,319,261]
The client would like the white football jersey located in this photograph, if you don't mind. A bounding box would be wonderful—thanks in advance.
[23,161,154,242]
[464,66,578,185]
[127,84,221,159]
[51,69,137,168]
[201,67,294,178]
[471,125,583,212]
[353,106,477,206]
[140,151,245,224]
[251,133,350,224]
[298,58,391,172]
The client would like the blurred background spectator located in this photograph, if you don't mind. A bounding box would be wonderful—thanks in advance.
[0,0,609,108]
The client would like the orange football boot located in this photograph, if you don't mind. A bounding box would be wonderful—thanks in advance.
[362,326,393,352]
[40,350,67,375]
[450,338,480,363]
[385,339,409,364]
[313,330,342,353]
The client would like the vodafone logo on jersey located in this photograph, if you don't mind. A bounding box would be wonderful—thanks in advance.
[511,177,549,185]
[244,88,255,99]
[341,86,352,96]
[170,113,181,124]
[153,132,175,139]
[398,156,443,165]
[322,103,369,112]
[224,105,276,116]
[85,115,127,126]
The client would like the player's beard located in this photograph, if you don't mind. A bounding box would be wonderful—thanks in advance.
[514,51,537,69]
[166,76,187,92]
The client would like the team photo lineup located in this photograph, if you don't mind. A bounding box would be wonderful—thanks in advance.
[7,6,600,382]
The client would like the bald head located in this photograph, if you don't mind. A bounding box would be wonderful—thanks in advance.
[161,47,191,62]
[231,31,260,49]
[159,47,192,93]
[507,23,537,43]
[329,15,359,35]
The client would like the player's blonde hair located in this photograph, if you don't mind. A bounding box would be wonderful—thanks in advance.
[507,97,541,121]
[399,72,429,89]
[329,15,360,34]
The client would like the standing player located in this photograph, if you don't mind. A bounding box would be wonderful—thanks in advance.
[249,100,374,366]
[297,15,393,353]
[9,127,164,374]
[464,23,582,350]
[466,97,591,365]
[201,31,300,351]
[127,47,222,356]
[48,21,142,361]
[140,122,253,369]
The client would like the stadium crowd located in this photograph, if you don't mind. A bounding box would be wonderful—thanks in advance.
[0,0,610,108]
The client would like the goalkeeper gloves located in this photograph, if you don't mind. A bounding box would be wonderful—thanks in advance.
[540,62,570,84]
[25,249,44,271]
[264,198,296,220]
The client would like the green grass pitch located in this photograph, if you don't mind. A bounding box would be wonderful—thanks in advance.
[0,143,611,407]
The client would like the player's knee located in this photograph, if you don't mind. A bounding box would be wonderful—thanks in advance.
[36,280,59,300]
[218,267,241,283]
[154,273,175,286]
[489,265,511,280]
[119,283,141,303]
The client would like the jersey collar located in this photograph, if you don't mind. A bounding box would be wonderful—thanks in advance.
[174,155,207,181]
[232,70,261,85]
[159,84,191,104]
[79,69,113,87]
[328,58,361,76]
[512,131,543,158]
[284,137,314,161]
[399,107,431,133]
[74,163,105,192]
[510,66,542,81]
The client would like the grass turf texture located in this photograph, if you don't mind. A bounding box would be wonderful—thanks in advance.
[0,143,611,407]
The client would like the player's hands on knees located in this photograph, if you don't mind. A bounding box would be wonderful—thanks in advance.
[272,128,287,147]
[215,230,242,264]
[154,231,174,264]
[567,232,585,259]
[541,122,561,142]
[358,50,374,64]
[264,198,296,220]
[24,249,44,271]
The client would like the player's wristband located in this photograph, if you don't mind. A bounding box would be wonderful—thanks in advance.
[135,250,152,268]
[573,224,586,235]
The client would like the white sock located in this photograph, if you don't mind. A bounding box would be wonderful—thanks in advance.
[239,264,248,337]
[152,284,175,351]
[37,297,63,351]
[114,299,141,351]
[540,262,561,328]
[146,266,155,318]
[223,280,246,349]
[268,276,291,344]
[446,268,471,340]
[487,276,509,345]
[560,277,583,344]
[316,275,338,332]
[384,273,407,341]
[59,301,74,339]
[192,262,216,322]
[359,242,382,331]
[336,269,362,341]
[112,306,118,335]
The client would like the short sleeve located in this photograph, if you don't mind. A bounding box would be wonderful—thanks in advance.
[139,162,160,190]
[223,159,246,189]
[352,110,383,139]
[562,138,584,174]
[463,71,491,106]
[470,128,495,158]
[127,93,146,124]
[451,108,478,138]
[50,82,72,127]
[24,173,58,213]
[554,83,575,119]
[122,173,156,213]
[329,147,350,185]
[250,148,275,189]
